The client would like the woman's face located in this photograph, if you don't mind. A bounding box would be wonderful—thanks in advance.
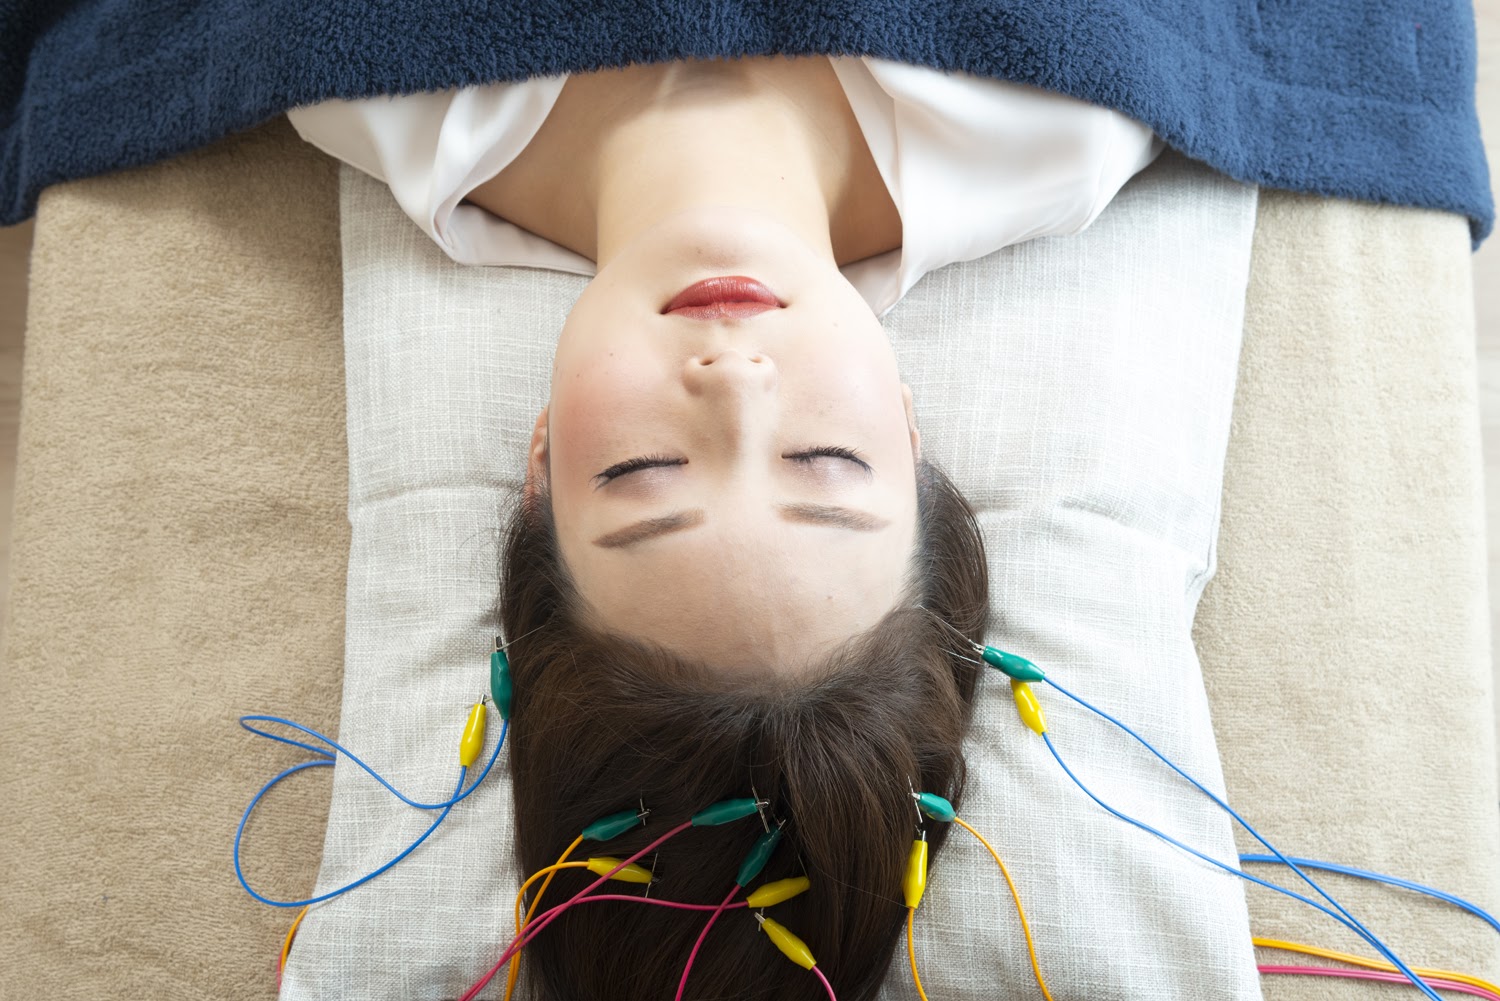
[527,207,920,672]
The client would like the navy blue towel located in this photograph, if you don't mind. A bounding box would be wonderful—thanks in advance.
[1,0,1492,244]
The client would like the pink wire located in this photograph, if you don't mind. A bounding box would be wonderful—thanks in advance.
[1259,965,1500,1001]
[812,964,838,1001]
[675,884,742,1001]
[458,820,693,1001]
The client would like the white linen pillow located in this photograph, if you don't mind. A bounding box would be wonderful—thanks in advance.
[280,148,1262,1000]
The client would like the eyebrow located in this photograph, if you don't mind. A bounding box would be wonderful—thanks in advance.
[591,504,890,549]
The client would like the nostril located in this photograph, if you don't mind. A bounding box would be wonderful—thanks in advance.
[690,352,768,368]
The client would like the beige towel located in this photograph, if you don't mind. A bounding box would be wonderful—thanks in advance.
[0,117,1495,998]
[1197,195,1500,991]
[0,119,348,998]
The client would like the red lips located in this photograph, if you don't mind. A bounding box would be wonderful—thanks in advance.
[663,276,783,319]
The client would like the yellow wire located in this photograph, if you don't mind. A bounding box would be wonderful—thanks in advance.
[1254,937,1500,997]
[512,860,591,926]
[907,907,931,1001]
[953,816,1055,1001]
[278,904,310,978]
[505,835,585,1001]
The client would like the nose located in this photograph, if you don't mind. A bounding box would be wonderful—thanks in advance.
[681,349,779,399]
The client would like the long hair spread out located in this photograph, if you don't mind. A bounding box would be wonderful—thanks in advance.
[499,460,988,1001]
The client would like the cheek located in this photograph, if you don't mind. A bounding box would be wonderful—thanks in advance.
[789,337,906,427]
[549,348,675,473]
[552,360,633,447]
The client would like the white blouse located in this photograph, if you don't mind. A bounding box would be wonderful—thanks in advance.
[288,57,1163,316]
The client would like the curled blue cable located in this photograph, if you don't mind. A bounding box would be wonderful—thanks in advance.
[234,713,508,908]
[1039,732,1444,1001]
[239,714,506,810]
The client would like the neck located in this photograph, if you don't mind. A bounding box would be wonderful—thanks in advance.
[470,57,899,268]
[590,60,844,268]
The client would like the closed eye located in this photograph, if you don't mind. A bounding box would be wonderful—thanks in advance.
[592,454,685,488]
[784,445,872,474]
[593,445,871,489]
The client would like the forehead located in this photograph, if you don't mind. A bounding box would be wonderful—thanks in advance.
[563,506,919,673]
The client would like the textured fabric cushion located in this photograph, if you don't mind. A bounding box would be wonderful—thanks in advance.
[281,148,1262,1000]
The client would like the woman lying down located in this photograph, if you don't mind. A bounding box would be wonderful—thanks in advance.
[288,53,1161,1001]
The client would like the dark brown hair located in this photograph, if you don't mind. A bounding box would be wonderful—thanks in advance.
[499,459,988,1001]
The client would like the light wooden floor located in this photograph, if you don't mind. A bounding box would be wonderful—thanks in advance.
[2,26,1500,686]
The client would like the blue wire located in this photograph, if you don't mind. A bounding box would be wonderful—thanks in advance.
[1039,732,1443,1001]
[239,714,507,810]
[1037,732,1375,928]
[234,714,509,908]
[235,763,466,908]
[1239,854,1500,937]
[1044,677,1499,972]
[239,723,336,760]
